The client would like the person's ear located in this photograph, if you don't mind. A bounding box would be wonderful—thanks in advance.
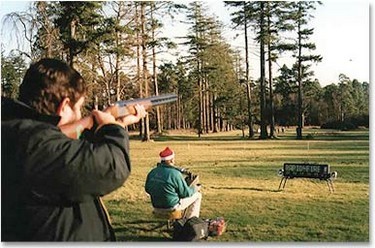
[56,97,71,116]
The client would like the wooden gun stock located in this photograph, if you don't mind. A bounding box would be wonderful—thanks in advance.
[60,93,177,139]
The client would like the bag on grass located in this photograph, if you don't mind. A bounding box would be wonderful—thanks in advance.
[207,217,226,236]
[173,217,208,241]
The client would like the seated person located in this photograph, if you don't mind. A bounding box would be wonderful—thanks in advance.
[145,147,202,219]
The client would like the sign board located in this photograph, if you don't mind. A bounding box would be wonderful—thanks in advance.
[283,163,330,179]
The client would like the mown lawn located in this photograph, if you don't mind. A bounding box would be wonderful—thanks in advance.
[103,128,369,242]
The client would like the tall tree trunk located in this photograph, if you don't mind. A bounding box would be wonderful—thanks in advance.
[196,38,203,135]
[151,4,162,134]
[259,2,268,139]
[213,93,218,132]
[267,48,275,138]
[240,93,245,137]
[267,4,275,138]
[69,18,77,66]
[198,70,203,137]
[177,94,181,129]
[135,3,143,137]
[115,31,121,101]
[204,80,207,133]
[141,3,150,141]
[204,78,209,133]
[243,2,254,139]
[209,93,214,132]
[296,8,303,140]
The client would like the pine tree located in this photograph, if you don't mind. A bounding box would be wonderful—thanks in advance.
[1,52,27,98]
[225,1,255,138]
[54,1,104,66]
[287,1,322,139]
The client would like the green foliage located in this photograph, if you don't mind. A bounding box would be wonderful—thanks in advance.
[273,67,368,128]
[321,115,369,130]
[179,2,242,133]
[54,1,104,64]
[1,52,27,98]
[32,2,62,58]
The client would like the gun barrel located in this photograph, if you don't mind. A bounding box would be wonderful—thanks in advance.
[60,93,177,139]
[115,93,177,107]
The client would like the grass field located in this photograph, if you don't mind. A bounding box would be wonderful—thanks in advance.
[103,128,369,242]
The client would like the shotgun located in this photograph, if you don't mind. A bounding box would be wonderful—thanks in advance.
[60,93,177,139]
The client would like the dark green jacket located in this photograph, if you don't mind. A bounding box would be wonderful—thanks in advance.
[145,163,196,209]
[1,98,131,241]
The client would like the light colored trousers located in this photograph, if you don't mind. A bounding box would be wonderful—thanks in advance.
[175,192,202,218]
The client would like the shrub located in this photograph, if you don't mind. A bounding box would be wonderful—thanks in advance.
[321,115,368,130]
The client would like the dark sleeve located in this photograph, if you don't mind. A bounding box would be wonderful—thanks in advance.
[145,169,153,195]
[24,123,131,201]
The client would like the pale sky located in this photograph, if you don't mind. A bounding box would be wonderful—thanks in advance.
[206,1,370,86]
[0,0,371,86]
[309,1,369,85]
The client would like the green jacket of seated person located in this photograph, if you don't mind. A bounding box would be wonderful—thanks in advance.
[145,162,196,209]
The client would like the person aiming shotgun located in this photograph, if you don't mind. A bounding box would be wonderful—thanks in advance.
[1,58,151,241]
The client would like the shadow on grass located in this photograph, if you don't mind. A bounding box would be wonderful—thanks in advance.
[117,220,170,231]
[210,186,280,193]
[129,133,369,142]
[115,234,171,242]
[114,221,174,241]
[129,134,249,142]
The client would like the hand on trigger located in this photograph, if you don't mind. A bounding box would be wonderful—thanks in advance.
[91,110,116,126]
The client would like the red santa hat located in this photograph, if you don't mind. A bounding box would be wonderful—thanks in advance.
[159,147,175,161]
